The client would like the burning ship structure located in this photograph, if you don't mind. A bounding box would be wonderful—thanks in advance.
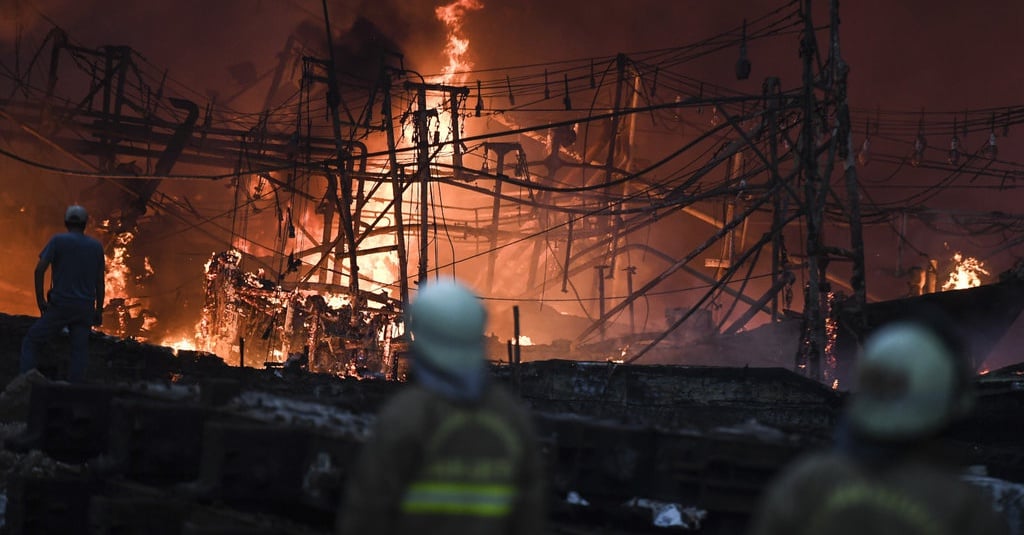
[0,0,1023,532]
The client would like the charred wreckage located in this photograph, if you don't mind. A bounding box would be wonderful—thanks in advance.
[0,0,1023,533]
[196,249,401,378]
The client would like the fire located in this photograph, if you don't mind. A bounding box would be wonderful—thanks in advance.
[324,293,351,310]
[357,199,401,296]
[287,197,398,296]
[101,228,157,340]
[435,0,483,80]
[104,231,135,302]
[942,252,989,290]
[160,336,198,355]
[517,335,533,346]
[822,290,839,385]
[190,250,401,374]
[80,2,481,361]
[402,0,483,160]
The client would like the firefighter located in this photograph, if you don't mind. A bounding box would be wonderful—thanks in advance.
[750,312,1008,535]
[20,205,106,382]
[337,279,545,535]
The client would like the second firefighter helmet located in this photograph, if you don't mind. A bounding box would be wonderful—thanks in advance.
[848,318,974,441]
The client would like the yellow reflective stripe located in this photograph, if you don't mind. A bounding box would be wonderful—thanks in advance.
[807,482,947,535]
[401,481,516,517]
[409,482,516,496]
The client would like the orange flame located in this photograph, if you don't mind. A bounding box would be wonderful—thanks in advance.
[288,198,398,296]
[402,0,483,161]
[104,231,135,302]
[161,335,198,355]
[942,252,989,290]
[356,199,400,296]
[435,0,484,81]
[102,229,157,339]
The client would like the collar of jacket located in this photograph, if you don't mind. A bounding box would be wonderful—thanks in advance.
[834,414,927,467]
[412,353,489,404]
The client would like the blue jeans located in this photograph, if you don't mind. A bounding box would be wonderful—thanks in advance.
[21,302,94,382]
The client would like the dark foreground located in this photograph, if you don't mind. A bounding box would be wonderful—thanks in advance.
[0,313,1020,534]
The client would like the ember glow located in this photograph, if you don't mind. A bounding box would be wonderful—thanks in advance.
[161,336,198,355]
[823,291,839,385]
[104,231,135,303]
[323,293,351,310]
[101,228,157,340]
[942,253,990,290]
[189,250,400,374]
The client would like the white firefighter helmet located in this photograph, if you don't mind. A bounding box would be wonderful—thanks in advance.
[408,279,487,378]
[65,205,88,225]
[848,321,973,440]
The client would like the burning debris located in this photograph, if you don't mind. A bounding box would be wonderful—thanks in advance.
[195,250,402,377]
[944,252,990,291]
[797,287,842,382]
[100,223,158,341]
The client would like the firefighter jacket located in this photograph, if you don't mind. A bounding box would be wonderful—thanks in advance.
[336,383,545,535]
[749,450,1008,535]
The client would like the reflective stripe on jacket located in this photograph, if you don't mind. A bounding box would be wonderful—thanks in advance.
[337,384,545,535]
[402,481,516,516]
[749,451,1008,535]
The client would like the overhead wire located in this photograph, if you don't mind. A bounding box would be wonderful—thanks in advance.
[7,0,1024,303]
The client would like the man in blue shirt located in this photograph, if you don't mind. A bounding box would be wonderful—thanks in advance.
[20,205,106,382]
